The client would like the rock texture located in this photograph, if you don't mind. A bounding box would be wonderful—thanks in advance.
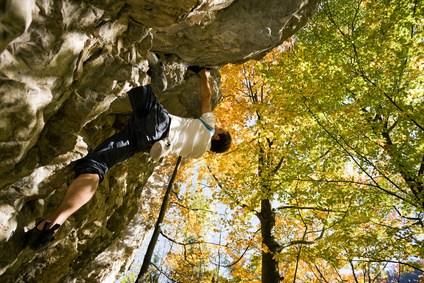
[0,0,318,282]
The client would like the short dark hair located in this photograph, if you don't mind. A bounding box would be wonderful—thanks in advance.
[210,131,232,153]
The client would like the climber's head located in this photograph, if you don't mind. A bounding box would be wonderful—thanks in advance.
[210,126,232,153]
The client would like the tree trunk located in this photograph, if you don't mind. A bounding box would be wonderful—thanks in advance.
[136,156,183,282]
[260,198,281,283]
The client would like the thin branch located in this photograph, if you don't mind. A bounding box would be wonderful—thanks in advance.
[273,152,287,174]
[278,200,352,253]
[160,229,260,269]
[169,201,219,215]
[418,154,424,180]
[213,228,261,268]
[349,260,360,283]
[275,205,347,214]
[323,1,347,38]
[350,0,363,33]
[293,228,306,283]
[306,263,322,283]
[294,177,382,189]
[342,258,424,273]
[351,42,424,132]
[207,165,260,215]
[333,265,346,283]
[160,230,223,248]
[322,110,407,197]
[303,98,412,205]
[150,262,179,283]
[216,241,252,268]
[371,262,389,283]
[393,205,424,228]
[314,263,330,283]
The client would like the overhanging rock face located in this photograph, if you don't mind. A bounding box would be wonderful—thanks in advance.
[0,0,318,282]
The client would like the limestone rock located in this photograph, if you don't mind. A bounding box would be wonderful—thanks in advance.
[152,0,318,66]
[0,0,318,282]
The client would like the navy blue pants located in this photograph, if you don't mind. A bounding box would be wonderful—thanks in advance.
[74,85,170,183]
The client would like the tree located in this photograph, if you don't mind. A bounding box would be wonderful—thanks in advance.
[138,160,226,283]
[132,0,424,281]
[136,156,183,282]
[204,0,424,280]
[264,0,424,210]
[257,0,424,278]
[213,59,361,282]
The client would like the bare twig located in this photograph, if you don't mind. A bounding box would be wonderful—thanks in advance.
[150,262,179,283]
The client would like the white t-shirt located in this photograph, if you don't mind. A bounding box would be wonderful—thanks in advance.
[168,112,215,158]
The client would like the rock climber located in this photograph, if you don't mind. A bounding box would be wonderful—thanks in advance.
[26,52,232,250]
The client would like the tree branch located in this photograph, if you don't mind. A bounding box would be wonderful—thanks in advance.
[343,258,424,273]
[275,205,347,214]
[169,201,219,215]
[294,177,382,189]
[349,260,360,283]
[393,205,424,228]
[150,262,179,283]
[207,165,260,216]
[293,226,307,283]
[303,98,412,206]
[314,263,330,283]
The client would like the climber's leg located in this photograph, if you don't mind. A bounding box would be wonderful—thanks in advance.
[37,173,100,229]
[27,173,99,250]
[27,125,137,250]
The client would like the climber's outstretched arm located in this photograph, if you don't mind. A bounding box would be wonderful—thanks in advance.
[200,69,212,114]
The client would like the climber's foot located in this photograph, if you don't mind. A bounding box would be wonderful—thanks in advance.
[146,51,167,92]
[26,220,61,250]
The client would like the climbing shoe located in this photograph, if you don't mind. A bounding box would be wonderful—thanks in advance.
[146,51,167,92]
[27,221,60,250]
